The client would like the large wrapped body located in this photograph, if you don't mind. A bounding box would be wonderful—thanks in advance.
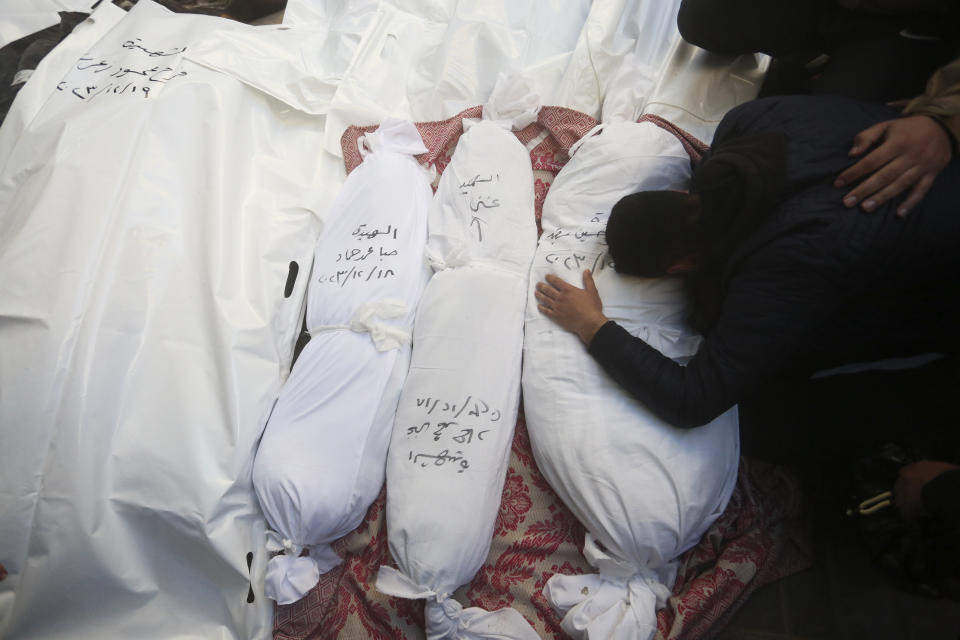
[522,121,741,640]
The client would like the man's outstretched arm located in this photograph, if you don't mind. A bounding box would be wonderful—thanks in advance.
[535,264,839,429]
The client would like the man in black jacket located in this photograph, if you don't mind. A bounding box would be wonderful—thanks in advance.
[534,94,960,431]
[676,0,959,219]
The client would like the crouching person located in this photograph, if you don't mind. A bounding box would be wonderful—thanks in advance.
[535,94,960,431]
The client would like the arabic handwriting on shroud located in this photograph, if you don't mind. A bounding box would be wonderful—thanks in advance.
[408,449,470,473]
[317,222,403,288]
[121,38,187,57]
[351,224,398,241]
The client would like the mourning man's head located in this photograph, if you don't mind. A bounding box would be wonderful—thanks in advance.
[605,191,704,277]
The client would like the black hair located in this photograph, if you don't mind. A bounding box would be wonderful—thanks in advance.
[606,191,702,277]
[604,131,787,333]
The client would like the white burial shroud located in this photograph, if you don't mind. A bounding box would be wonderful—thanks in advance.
[376,75,540,640]
[253,118,433,605]
[522,122,741,640]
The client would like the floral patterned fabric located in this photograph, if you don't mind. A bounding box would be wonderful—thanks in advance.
[272,106,811,640]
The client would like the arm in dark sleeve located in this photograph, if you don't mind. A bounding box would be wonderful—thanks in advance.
[588,246,840,429]
[588,321,734,428]
[902,56,960,153]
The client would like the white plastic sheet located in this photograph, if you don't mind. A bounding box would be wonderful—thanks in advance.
[0,3,123,175]
[283,0,766,152]
[0,2,352,637]
[253,118,433,605]
[643,40,768,143]
[282,0,380,33]
[521,122,741,640]
[376,75,539,640]
[551,0,683,122]
[550,0,767,135]
[298,0,590,155]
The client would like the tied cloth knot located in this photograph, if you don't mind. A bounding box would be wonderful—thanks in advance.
[375,566,542,639]
[263,531,342,605]
[424,244,470,273]
[358,116,429,158]
[426,598,465,639]
[375,566,458,636]
[481,72,541,130]
[309,299,410,351]
[544,534,676,640]
[582,534,672,608]
[265,531,303,556]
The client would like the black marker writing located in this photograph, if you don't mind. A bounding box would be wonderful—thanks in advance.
[452,428,489,444]
[64,52,188,104]
[545,228,570,242]
[574,229,605,241]
[469,196,500,213]
[470,216,485,242]
[408,449,470,473]
[459,174,498,189]
[77,57,110,72]
[316,264,396,287]
[122,38,186,57]
[413,395,501,422]
[351,223,398,241]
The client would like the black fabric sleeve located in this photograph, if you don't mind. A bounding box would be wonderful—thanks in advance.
[587,244,842,429]
[588,320,738,429]
[922,468,960,518]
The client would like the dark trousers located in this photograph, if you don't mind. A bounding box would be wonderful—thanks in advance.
[677,0,958,103]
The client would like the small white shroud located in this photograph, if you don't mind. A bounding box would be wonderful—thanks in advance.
[253,118,433,605]
[522,121,741,640]
[376,74,541,640]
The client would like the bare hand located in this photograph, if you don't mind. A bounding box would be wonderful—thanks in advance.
[894,460,960,518]
[535,270,608,345]
[834,115,952,217]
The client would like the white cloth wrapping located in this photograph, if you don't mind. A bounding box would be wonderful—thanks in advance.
[0,2,352,637]
[521,121,741,640]
[375,75,540,640]
[252,117,433,605]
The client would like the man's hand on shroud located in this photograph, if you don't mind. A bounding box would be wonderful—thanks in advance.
[535,269,608,345]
